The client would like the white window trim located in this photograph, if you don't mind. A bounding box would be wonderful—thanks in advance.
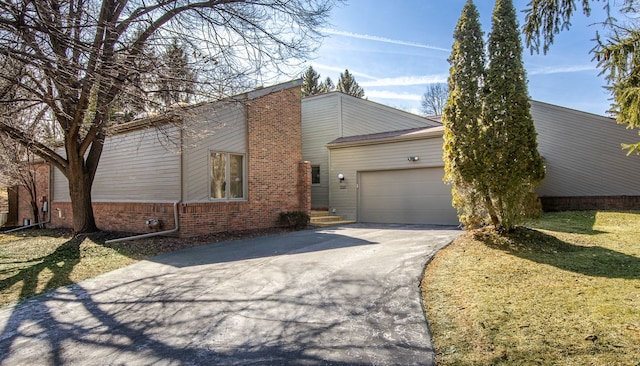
[209,151,247,201]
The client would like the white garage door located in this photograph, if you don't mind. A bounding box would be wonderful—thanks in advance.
[358,168,459,225]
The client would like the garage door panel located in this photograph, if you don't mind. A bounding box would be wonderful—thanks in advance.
[359,168,458,225]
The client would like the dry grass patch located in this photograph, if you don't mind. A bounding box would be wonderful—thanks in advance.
[421,211,640,365]
[0,227,292,308]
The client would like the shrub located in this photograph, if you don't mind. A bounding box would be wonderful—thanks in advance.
[279,211,310,230]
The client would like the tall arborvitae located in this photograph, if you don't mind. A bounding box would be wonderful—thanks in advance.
[336,69,365,98]
[301,66,323,97]
[481,0,545,230]
[442,0,487,228]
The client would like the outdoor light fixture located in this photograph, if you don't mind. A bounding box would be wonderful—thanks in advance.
[338,173,345,182]
[408,156,420,162]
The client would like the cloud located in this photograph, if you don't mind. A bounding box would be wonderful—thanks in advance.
[366,90,423,102]
[529,65,596,75]
[310,62,379,80]
[321,28,450,52]
[360,75,447,87]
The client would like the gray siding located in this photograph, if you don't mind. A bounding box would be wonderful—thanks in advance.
[328,136,446,221]
[302,92,438,208]
[532,101,640,197]
[302,94,340,208]
[52,159,68,202]
[183,102,247,202]
[53,126,182,202]
[340,94,438,136]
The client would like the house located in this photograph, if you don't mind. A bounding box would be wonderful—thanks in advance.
[302,92,640,225]
[5,80,310,236]
[5,85,640,234]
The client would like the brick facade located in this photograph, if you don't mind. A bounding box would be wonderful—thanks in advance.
[47,82,310,237]
[11,163,51,227]
[541,196,640,212]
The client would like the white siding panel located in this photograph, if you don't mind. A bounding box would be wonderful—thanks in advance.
[183,102,247,202]
[532,101,640,197]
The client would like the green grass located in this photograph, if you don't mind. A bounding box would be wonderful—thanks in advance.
[421,211,640,366]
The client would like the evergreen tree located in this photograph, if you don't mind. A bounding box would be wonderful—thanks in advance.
[480,0,545,231]
[336,69,365,98]
[301,66,323,97]
[156,39,196,107]
[442,0,488,228]
[523,1,640,154]
[319,76,335,93]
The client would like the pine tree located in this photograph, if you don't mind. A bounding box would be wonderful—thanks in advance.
[301,66,323,97]
[319,76,335,93]
[156,39,196,107]
[336,69,364,98]
[481,0,545,231]
[442,0,488,228]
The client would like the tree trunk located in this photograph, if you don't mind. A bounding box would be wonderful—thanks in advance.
[67,151,99,234]
[68,171,98,233]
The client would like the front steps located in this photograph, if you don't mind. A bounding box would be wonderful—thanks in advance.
[310,210,356,228]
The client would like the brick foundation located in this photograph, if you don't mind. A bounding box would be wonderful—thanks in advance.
[541,196,640,211]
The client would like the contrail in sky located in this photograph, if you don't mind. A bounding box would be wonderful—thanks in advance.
[321,28,450,52]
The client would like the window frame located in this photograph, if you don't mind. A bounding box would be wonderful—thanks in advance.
[209,151,247,201]
[311,165,321,185]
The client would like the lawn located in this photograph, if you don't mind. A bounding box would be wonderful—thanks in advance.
[421,211,640,365]
[0,228,289,308]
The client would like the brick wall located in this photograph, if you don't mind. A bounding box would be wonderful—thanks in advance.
[541,196,640,211]
[177,84,307,237]
[50,83,309,237]
[15,163,51,225]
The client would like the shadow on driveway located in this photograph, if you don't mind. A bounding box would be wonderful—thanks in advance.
[0,225,460,365]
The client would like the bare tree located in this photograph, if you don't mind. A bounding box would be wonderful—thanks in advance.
[421,83,448,116]
[0,0,336,233]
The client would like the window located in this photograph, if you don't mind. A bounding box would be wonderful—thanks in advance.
[311,165,320,184]
[210,152,245,200]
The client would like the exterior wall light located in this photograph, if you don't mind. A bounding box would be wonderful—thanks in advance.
[338,173,345,182]
[408,156,420,162]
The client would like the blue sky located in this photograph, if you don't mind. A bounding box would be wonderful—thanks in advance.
[304,0,612,116]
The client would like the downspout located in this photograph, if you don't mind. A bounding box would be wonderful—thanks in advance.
[3,164,52,234]
[104,125,184,244]
[104,201,180,244]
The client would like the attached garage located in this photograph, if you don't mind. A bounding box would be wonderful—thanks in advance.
[358,168,458,225]
[326,126,460,226]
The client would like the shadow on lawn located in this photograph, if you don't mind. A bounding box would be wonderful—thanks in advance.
[0,235,82,301]
[527,211,606,235]
[476,228,640,280]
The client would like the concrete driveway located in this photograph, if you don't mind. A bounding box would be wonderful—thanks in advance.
[0,224,460,365]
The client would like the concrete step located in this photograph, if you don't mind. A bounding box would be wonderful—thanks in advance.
[310,210,330,217]
[312,220,357,228]
[310,215,344,223]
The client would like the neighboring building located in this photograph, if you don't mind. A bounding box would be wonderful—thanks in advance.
[9,80,310,237]
[303,94,640,226]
